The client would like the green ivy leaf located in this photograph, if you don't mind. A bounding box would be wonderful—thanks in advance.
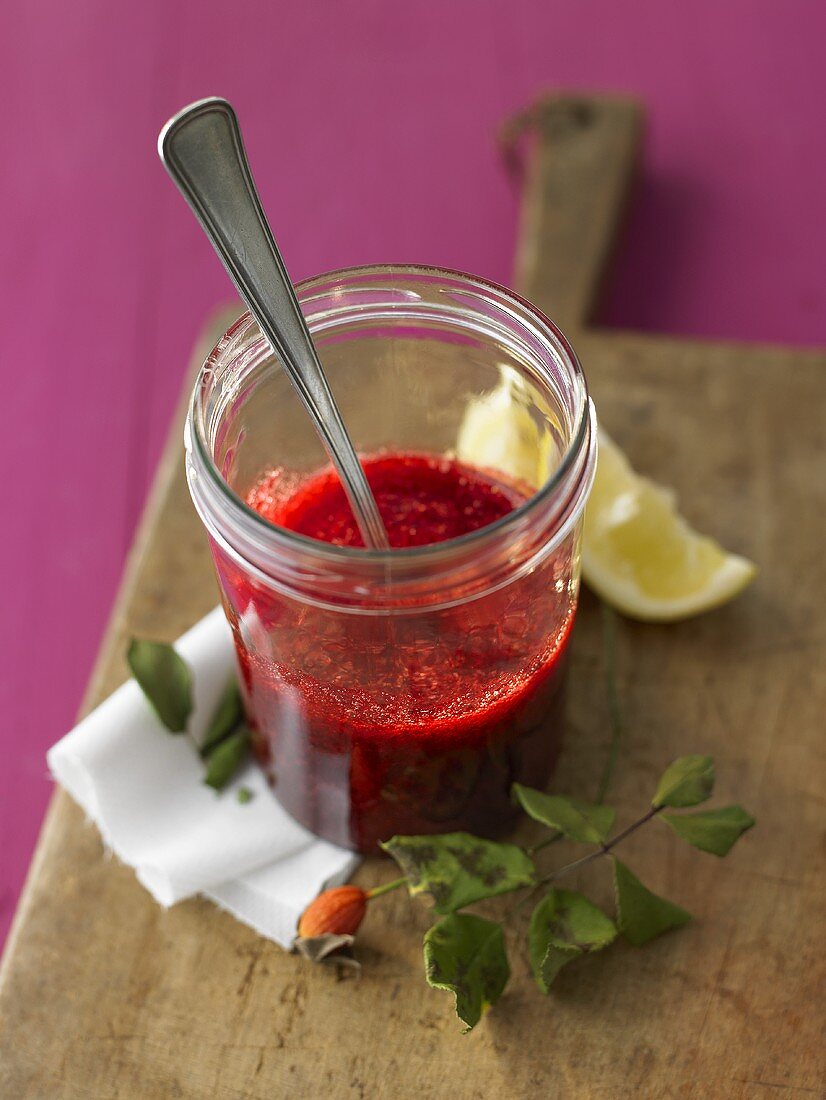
[127,639,192,733]
[613,858,691,946]
[200,677,244,756]
[424,914,509,1031]
[529,889,617,993]
[204,728,251,790]
[652,755,715,808]
[381,833,535,914]
[662,805,755,856]
[512,784,616,844]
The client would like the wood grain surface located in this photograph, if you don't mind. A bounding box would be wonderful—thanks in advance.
[506,94,643,330]
[1,95,824,1099]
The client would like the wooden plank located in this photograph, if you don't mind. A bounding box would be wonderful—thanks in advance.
[1,331,822,1099]
[504,93,643,330]
[1,96,824,1098]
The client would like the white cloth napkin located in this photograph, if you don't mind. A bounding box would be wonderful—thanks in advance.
[47,607,360,947]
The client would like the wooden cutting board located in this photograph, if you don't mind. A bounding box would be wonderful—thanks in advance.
[1,96,824,1099]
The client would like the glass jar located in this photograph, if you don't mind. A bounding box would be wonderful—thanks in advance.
[185,266,597,853]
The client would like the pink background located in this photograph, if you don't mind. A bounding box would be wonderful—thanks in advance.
[2,0,824,945]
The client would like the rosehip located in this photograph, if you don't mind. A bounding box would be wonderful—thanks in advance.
[297,885,368,938]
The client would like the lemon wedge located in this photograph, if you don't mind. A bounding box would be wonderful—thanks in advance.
[582,432,757,621]
[456,366,557,488]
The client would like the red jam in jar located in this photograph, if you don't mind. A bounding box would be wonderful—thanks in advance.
[186,269,596,855]
[247,453,520,549]
[213,452,575,852]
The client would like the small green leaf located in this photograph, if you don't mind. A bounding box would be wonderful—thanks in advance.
[532,942,580,990]
[381,833,535,914]
[204,728,251,790]
[424,914,509,1031]
[662,805,755,856]
[200,677,244,756]
[236,786,254,805]
[127,639,192,732]
[652,755,715,808]
[613,858,691,946]
[529,889,617,993]
[512,784,616,844]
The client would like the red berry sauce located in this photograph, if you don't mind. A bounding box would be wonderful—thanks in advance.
[213,452,575,852]
[247,452,519,548]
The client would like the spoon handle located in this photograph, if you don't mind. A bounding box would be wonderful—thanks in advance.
[159,97,389,550]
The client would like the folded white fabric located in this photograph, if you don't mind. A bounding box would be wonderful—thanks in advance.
[48,607,359,947]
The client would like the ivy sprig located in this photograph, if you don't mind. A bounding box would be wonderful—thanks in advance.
[127,638,251,792]
[127,628,756,1031]
[377,757,754,1031]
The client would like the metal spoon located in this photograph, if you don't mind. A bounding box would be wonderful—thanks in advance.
[158,97,389,550]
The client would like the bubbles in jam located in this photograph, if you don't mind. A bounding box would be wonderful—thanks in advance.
[247,452,521,548]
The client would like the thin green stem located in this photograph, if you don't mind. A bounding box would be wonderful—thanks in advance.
[595,602,623,805]
[510,806,660,916]
[527,831,563,856]
[366,876,407,900]
[535,806,660,889]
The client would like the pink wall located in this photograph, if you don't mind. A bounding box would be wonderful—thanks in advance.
[2,0,824,944]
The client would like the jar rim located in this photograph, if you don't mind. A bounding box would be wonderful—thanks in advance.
[188,262,594,567]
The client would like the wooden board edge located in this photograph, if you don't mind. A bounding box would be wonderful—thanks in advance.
[0,303,240,984]
[583,323,826,361]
